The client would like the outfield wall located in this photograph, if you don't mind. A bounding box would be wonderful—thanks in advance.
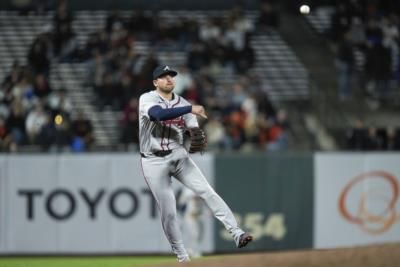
[0,154,215,254]
[0,152,399,254]
[214,152,314,252]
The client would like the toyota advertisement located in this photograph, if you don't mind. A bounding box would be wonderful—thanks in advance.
[0,154,215,254]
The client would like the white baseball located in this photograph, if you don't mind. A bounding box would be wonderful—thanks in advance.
[300,5,310,15]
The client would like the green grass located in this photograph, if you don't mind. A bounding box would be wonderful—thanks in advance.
[0,256,176,267]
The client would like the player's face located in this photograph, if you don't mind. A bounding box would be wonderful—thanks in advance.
[154,74,175,93]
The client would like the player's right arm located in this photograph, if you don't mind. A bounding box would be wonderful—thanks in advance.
[148,105,191,121]
[191,105,207,119]
[140,93,207,121]
[149,105,207,121]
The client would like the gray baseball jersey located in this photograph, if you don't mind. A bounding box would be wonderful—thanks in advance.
[139,90,197,155]
[138,90,245,262]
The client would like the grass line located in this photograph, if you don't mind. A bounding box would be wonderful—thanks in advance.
[0,256,175,267]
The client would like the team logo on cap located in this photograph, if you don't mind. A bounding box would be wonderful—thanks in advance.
[163,66,170,71]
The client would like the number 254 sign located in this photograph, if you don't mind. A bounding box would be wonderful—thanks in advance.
[220,213,287,241]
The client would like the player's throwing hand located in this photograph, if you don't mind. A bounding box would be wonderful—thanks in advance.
[191,105,207,119]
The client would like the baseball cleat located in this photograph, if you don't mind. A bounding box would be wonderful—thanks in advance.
[177,255,191,263]
[238,233,253,248]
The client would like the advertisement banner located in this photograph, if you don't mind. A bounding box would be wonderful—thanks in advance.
[314,153,400,248]
[215,153,314,252]
[0,154,214,254]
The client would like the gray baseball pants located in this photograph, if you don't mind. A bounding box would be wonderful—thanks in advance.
[140,147,244,260]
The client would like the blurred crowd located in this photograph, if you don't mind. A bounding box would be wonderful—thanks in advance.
[0,0,288,153]
[85,1,286,152]
[346,120,400,150]
[2,0,399,152]
[324,0,400,151]
[0,0,94,153]
[0,61,94,153]
[330,0,400,102]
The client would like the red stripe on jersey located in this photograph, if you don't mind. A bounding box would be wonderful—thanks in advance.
[166,96,181,149]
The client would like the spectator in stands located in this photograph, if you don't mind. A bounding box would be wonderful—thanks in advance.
[0,102,9,122]
[386,127,400,150]
[119,97,139,150]
[28,34,51,75]
[2,61,23,97]
[256,115,271,149]
[181,17,200,47]
[187,41,208,71]
[241,93,258,143]
[48,88,73,118]
[365,18,383,44]
[348,17,366,48]
[37,113,56,151]
[223,110,246,150]
[364,126,382,150]
[95,73,121,110]
[335,32,355,101]
[25,102,49,145]
[53,113,72,152]
[6,101,27,148]
[124,46,143,77]
[346,123,400,151]
[109,20,131,51]
[223,20,243,71]
[33,73,52,99]
[232,6,254,34]
[11,73,35,111]
[236,37,255,73]
[70,110,94,152]
[257,1,279,31]
[173,66,194,95]
[230,83,248,109]
[266,122,287,151]
[204,114,225,151]
[182,81,201,104]
[199,18,221,45]
[89,51,107,88]
[197,75,218,111]
[365,41,392,100]
[267,109,289,151]
[382,16,399,57]
[10,0,53,15]
[53,0,75,58]
[253,90,276,120]
[120,71,136,107]
[138,52,159,90]
[105,10,124,34]
[330,3,351,42]
[346,119,366,150]
[0,116,10,151]
[128,10,156,38]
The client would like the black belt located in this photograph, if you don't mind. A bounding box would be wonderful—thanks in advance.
[141,150,172,158]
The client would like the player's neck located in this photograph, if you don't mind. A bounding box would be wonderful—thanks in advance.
[156,89,174,101]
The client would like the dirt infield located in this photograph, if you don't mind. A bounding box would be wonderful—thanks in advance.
[153,243,400,267]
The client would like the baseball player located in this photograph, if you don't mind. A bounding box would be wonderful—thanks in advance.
[176,186,203,259]
[139,65,253,262]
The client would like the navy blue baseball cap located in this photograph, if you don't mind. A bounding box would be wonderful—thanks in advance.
[152,65,178,80]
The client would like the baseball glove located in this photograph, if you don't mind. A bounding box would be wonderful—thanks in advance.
[186,127,207,153]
